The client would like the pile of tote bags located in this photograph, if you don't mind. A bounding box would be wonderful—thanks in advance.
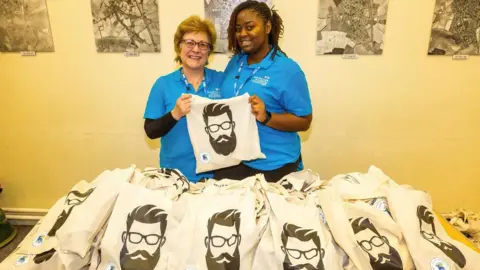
[1,165,480,270]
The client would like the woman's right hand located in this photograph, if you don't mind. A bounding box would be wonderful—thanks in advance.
[171,94,192,120]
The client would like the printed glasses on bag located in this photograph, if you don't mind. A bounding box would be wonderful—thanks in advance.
[125,232,161,245]
[207,121,233,133]
[359,235,386,251]
[286,248,319,260]
[210,235,239,247]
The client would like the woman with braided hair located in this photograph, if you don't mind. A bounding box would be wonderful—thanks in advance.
[214,0,313,182]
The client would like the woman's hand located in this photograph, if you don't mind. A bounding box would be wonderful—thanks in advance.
[171,94,192,120]
[249,94,267,123]
[249,94,312,132]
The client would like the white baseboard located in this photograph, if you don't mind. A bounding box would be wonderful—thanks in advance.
[3,208,48,226]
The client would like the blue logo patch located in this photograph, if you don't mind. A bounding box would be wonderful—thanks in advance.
[251,76,269,86]
[430,258,450,270]
[15,255,29,266]
[33,233,47,247]
[200,152,210,163]
[105,263,117,270]
[370,198,392,216]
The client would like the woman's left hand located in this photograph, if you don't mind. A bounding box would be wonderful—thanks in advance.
[249,95,267,123]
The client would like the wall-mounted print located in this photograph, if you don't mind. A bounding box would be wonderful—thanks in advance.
[91,0,160,53]
[428,0,480,55]
[0,0,55,52]
[316,0,389,55]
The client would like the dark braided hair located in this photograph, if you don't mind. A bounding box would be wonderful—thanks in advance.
[227,0,286,60]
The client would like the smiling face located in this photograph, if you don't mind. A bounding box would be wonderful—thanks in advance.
[179,32,211,70]
[235,9,271,55]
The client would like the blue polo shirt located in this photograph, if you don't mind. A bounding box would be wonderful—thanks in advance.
[221,50,312,171]
[144,67,224,182]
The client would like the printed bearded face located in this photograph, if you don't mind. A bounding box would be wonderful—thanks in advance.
[203,103,237,156]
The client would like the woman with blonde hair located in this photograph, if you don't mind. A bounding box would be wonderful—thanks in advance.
[143,15,224,182]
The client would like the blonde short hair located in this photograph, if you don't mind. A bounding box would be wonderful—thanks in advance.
[174,15,217,63]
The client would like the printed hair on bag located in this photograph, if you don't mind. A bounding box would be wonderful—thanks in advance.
[48,187,96,237]
[205,209,242,270]
[203,103,237,156]
[120,205,168,270]
[281,223,325,270]
[33,248,56,264]
[340,174,360,184]
[350,217,403,270]
[417,205,466,268]
[278,178,294,191]
[144,168,190,194]
[161,168,190,193]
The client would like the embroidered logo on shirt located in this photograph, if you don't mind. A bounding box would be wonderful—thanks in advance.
[251,76,269,86]
[207,88,222,99]
[430,258,450,270]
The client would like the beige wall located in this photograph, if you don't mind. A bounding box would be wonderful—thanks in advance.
[1,0,479,211]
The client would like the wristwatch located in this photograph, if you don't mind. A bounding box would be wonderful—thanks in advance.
[261,111,271,125]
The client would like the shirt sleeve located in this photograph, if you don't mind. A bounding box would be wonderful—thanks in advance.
[144,77,166,119]
[144,113,177,139]
[280,67,313,117]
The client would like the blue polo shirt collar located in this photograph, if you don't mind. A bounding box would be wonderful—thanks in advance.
[174,67,211,83]
[238,48,280,69]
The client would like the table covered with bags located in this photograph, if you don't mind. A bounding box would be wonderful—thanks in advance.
[2,165,479,270]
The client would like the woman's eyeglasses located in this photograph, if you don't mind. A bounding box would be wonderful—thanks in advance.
[182,39,211,51]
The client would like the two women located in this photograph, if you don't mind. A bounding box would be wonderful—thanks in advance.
[144,1,313,183]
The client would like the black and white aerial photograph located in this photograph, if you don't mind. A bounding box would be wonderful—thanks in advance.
[90,0,161,53]
[204,0,272,53]
[316,0,389,55]
[428,0,480,55]
[0,0,54,52]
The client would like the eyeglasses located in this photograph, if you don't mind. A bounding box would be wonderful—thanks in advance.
[123,231,162,245]
[66,198,86,206]
[359,235,386,251]
[207,121,233,133]
[182,39,211,51]
[421,231,442,242]
[208,235,239,247]
[286,248,319,260]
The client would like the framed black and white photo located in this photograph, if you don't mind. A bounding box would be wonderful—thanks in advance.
[428,0,480,55]
[90,0,161,53]
[316,0,389,55]
[0,0,55,52]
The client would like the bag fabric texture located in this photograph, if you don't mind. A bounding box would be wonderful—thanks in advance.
[186,93,265,174]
